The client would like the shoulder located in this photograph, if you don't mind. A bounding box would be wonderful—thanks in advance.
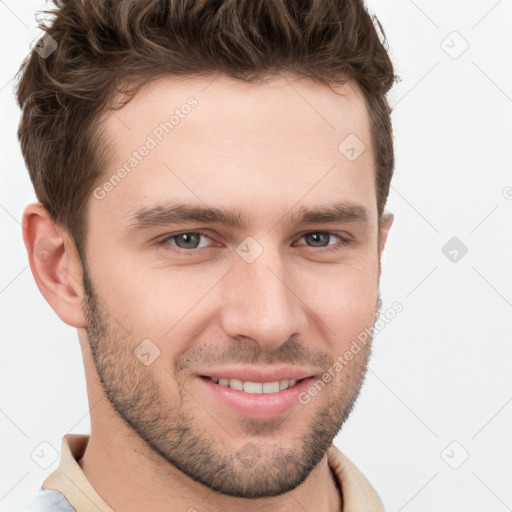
[1,489,75,512]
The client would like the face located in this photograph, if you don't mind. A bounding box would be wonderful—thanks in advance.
[81,73,387,498]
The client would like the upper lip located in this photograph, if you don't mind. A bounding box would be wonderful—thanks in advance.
[198,366,316,383]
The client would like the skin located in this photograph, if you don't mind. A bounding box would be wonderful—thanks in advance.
[22,73,393,512]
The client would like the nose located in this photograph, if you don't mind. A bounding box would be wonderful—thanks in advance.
[219,245,307,351]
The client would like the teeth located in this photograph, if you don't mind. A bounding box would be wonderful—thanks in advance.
[244,381,263,394]
[230,378,244,391]
[210,377,299,393]
[262,381,280,393]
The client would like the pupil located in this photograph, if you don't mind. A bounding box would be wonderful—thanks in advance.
[181,233,198,248]
[309,233,327,246]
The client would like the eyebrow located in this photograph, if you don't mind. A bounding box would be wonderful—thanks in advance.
[125,201,370,232]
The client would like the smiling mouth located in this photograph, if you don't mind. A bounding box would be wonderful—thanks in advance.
[200,375,306,394]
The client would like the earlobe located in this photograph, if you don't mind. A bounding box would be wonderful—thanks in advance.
[22,203,86,328]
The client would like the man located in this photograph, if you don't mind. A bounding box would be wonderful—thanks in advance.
[14,0,396,510]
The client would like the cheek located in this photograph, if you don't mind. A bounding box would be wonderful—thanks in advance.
[92,260,215,347]
[297,260,379,340]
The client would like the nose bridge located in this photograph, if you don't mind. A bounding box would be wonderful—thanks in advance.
[220,242,305,349]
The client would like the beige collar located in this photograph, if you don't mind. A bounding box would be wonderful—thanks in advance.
[43,434,385,512]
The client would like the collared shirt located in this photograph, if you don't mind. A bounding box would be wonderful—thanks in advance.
[9,434,385,512]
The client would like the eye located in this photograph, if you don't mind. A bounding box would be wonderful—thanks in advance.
[159,231,214,252]
[158,230,351,255]
[295,232,351,252]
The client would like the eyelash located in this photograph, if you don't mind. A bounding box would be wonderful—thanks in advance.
[158,230,351,255]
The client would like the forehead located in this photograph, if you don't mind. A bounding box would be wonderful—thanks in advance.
[94,73,376,229]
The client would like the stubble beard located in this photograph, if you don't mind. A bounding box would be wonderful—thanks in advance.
[81,264,378,498]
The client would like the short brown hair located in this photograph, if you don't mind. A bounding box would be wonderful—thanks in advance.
[16,0,396,261]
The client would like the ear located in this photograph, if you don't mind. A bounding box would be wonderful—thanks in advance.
[22,202,86,328]
[379,213,394,251]
[378,212,394,274]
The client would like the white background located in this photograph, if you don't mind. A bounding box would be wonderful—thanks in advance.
[1,1,511,510]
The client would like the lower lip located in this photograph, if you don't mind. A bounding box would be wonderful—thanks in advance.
[198,376,315,419]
